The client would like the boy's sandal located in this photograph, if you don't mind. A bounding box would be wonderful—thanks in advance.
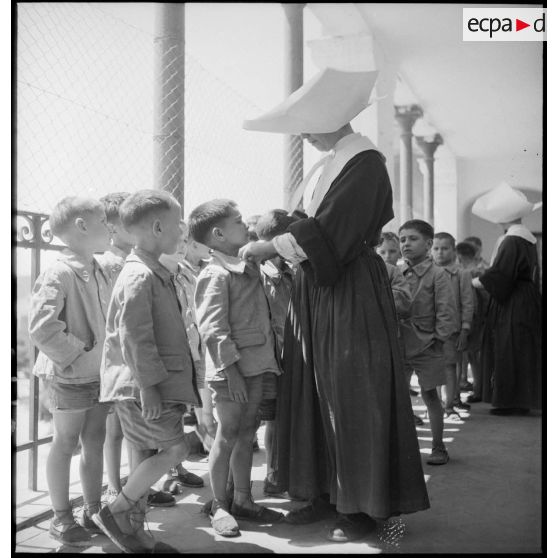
[49,515,92,545]
[230,502,284,523]
[92,505,151,553]
[209,502,240,538]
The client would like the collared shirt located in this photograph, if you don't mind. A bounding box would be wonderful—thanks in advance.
[100,248,199,405]
[29,249,111,383]
[260,259,295,351]
[399,257,458,359]
[195,250,281,381]
[96,244,129,288]
[438,261,474,331]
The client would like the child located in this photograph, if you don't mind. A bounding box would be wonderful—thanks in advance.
[457,241,488,403]
[377,232,411,319]
[28,196,111,544]
[98,192,176,509]
[94,190,199,553]
[432,233,475,419]
[254,209,297,496]
[159,221,211,490]
[377,232,421,424]
[399,220,458,465]
[97,193,133,502]
[376,230,402,267]
[464,236,489,273]
[190,199,284,537]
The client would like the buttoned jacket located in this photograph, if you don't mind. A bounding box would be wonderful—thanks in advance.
[399,257,458,358]
[195,250,281,380]
[29,249,111,383]
[100,248,199,405]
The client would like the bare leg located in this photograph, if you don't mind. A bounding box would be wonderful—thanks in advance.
[264,420,276,482]
[421,388,445,449]
[108,438,189,547]
[47,410,86,515]
[442,364,457,410]
[79,404,110,512]
[104,411,124,493]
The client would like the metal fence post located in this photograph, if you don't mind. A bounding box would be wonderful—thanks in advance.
[282,3,305,210]
[154,3,185,212]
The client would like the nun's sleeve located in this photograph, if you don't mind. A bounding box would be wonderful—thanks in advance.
[272,234,308,264]
[478,236,519,302]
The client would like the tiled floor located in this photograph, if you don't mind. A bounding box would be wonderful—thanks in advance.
[14,398,542,554]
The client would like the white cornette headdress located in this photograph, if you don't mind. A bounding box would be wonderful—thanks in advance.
[242,68,378,134]
[471,181,542,224]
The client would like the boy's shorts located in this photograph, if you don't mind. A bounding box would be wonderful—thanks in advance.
[115,400,187,451]
[257,373,278,421]
[209,371,277,405]
[44,378,109,413]
[404,343,446,391]
[443,333,461,365]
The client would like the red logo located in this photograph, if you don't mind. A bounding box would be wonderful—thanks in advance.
[516,19,530,31]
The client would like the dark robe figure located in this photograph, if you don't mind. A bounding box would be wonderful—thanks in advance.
[479,234,542,410]
[275,149,430,520]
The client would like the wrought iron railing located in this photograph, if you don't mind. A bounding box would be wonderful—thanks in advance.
[14,211,64,492]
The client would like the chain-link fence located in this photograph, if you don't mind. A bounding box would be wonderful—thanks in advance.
[17,3,288,220]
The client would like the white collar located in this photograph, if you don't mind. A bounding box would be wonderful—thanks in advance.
[332,132,361,154]
[505,224,536,244]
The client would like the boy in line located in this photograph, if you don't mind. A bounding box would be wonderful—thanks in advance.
[159,220,212,490]
[432,232,475,419]
[456,241,488,403]
[94,190,199,553]
[377,232,422,425]
[399,220,458,465]
[191,199,284,538]
[28,197,112,544]
[254,209,297,496]
[98,192,176,508]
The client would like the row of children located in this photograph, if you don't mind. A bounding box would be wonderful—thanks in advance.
[375,223,489,465]
[28,191,297,551]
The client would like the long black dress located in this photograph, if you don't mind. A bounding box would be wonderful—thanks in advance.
[480,235,542,410]
[275,150,429,520]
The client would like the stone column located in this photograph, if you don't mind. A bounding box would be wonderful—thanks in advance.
[394,105,422,223]
[282,3,305,209]
[415,134,443,225]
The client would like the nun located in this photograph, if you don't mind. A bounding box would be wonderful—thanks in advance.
[239,69,429,542]
[471,182,542,415]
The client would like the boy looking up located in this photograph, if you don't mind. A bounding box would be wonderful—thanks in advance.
[94,190,199,553]
[190,199,284,538]
[399,220,458,466]
[432,233,475,418]
[28,197,111,544]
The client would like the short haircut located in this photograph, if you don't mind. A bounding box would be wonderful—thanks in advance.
[399,219,434,240]
[99,192,131,224]
[464,236,482,248]
[380,231,399,244]
[433,232,456,249]
[246,214,261,228]
[119,189,179,230]
[456,241,477,259]
[49,196,104,238]
[187,199,238,244]
[255,209,296,241]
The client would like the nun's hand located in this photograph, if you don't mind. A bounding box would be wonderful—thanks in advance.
[239,240,277,263]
